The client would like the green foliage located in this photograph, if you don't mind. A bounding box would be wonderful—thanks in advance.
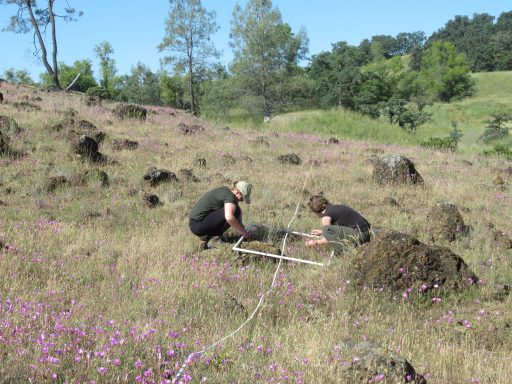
[40,60,97,92]
[1,1,82,89]
[420,137,457,151]
[423,11,512,73]
[116,63,161,105]
[480,113,511,143]
[93,41,117,91]
[158,0,219,115]
[230,0,308,117]
[2,68,35,85]
[413,41,474,102]
[85,86,111,100]
[482,143,512,160]
[159,72,186,108]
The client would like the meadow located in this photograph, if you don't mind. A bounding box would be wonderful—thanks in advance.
[0,74,511,384]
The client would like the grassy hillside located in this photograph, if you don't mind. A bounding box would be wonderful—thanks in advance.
[0,81,511,383]
[256,71,512,153]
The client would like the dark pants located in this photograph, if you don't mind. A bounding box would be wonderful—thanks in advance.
[322,225,371,252]
[189,206,241,237]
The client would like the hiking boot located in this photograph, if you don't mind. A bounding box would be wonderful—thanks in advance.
[206,236,222,249]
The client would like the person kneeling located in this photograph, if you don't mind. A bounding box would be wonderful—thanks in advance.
[305,193,371,253]
[189,181,252,249]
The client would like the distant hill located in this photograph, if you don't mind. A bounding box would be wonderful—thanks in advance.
[265,70,512,152]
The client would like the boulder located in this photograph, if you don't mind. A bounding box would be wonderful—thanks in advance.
[277,153,301,165]
[113,104,147,121]
[426,202,468,242]
[143,167,177,186]
[353,230,478,294]
[373,153,423,185]
[336,340,427,384]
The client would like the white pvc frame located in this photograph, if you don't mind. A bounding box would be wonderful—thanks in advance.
[232,234,331,267]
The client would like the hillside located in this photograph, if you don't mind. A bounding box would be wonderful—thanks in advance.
[265,71,512,152]
[1,81,512,383]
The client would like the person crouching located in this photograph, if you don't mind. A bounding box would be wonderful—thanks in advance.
[189,180,252,249]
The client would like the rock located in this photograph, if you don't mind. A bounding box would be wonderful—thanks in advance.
[372,153,423,185]
[383,197,400,207]
[336,340,427,384]
[113,104,147,121]
[277,153,301,165]
[353,230,478,294]
[0,116,23,136]
[0,130,10,155]
[143,193,161,208]
[492,230,512,250]
[426,202,468,242]
[143,167,177,186]
[194,157,207,168]
[73,135,104,162]
[112,138,139,151]
[78,120,97,130]
[178,122,204,135]
[44,176,68,193]
[178,168,199,182]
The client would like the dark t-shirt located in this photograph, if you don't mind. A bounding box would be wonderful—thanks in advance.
[189,186,238,221]
[323,205,370,230]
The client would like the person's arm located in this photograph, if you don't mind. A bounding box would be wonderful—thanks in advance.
[225,203,250,239]
[306,215,332,246]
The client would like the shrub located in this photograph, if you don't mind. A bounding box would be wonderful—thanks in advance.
[420,137,457,152]
[482,144,512,160]
[86,87,112,100]
[480,113,511,143]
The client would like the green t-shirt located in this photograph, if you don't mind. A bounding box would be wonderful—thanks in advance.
[189,186,237,221]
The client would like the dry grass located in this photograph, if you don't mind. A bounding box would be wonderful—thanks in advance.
[0,82,511,383]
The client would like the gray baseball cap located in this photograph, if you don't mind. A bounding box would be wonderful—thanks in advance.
[235,181,252,204]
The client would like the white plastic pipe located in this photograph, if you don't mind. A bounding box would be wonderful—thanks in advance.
[232,236,325,266]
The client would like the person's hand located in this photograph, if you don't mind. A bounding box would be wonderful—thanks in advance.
[305,239,318,247]
[243,230,252,241]
[311,229,322,236]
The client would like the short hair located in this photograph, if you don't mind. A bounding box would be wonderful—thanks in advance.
[308,194,330,214]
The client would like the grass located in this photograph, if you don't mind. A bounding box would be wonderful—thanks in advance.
[0,79,511,383]
[210,71,512,156]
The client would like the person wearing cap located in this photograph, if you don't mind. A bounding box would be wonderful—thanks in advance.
[189,180,252,249]
[305,193,371,253]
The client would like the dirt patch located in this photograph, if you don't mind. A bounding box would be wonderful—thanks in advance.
[352,230,478,294]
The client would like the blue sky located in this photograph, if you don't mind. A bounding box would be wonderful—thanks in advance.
[0,1,510,81]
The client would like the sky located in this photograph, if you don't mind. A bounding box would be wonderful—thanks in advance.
[0,1,511,82]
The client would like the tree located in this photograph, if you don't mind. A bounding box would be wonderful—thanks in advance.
[117,63,161,105]
[414,41,473,102]
[158,0,219,115]
[1,0,82,89]
[40,59,97,92]
[230,0,308,118]
[93,41,117,92]
[2,68,35,85]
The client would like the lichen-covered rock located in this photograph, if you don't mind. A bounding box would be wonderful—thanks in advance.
[73,135,104,162]
[277,153,301,165]
[0,130,10,155]
[336,340,427,384]
[373,153,423,185]
[426,202,468,242]
[353,230,478,294]
[113,104,147,121]
[0,116,22,136]
[143,167,177,186]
